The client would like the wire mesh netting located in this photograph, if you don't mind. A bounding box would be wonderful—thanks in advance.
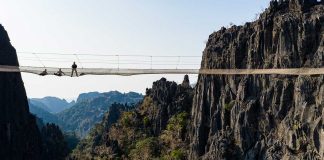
[1,65,324,76]
[0,52,318,76]
[17,52,202,69]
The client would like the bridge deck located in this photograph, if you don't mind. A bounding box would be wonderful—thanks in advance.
[0,65,323,76]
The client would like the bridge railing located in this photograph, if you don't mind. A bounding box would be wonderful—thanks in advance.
[17,52,202,69]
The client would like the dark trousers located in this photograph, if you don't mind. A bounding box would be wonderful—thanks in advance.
[71,68,78,77]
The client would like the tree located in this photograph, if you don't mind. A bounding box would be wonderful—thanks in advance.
[41,123,69,160]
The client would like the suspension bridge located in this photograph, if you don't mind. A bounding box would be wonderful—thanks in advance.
[0,52,323,76]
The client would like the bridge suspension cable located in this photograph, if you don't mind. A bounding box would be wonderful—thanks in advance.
[16,52,202,69]
[1,52,321,76]
[74,54,84,68]
[17,52,201,58]
[32,53,45,67]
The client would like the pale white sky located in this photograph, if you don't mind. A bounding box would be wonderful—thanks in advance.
[0,0,269,99]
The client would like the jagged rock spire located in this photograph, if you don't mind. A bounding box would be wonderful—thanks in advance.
[182,75,190,88]
[288,0,319,11]
[270,0,322,11]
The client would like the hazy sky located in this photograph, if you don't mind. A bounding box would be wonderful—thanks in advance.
[0,0,269,100]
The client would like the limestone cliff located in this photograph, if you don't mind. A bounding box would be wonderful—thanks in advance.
[189,0,324,159]
[0,25,43,159]
[70,76,194,159]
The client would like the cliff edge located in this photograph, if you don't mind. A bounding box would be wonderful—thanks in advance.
[190,0,324,159]
[0,24,43,159]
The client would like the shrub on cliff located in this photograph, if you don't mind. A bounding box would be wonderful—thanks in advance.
[129,137,160,159]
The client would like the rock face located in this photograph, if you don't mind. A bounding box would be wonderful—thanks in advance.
[147,76,193,135]
[0,25,43,159]
[190,0,324,159]
[70,76,194,159]
[70,103,132,159]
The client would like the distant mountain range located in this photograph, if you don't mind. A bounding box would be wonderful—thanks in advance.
[28,101,63,125]
[28,91,143,138]
[30,96,76,113]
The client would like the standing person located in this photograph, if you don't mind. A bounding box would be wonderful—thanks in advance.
[71,62,78,77]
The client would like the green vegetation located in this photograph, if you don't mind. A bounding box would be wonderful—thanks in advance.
[141,96,153,109]
[224,100,235,111]
[63,132,80,153]
[71,104,191,159]
[143,116,150,127]
[170,149,185,160]
[70,78,194,159]
[129,137,160,159]
[121,111,135,127]
[41,123,69,160]
[167,112,189,134]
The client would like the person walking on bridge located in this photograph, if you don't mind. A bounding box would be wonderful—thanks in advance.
[71,62,78,77]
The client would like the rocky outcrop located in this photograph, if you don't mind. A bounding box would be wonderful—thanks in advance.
[146,76,193,135]
[70,103,135,159]
[70,76,194,159]
[0,24,43,159]
[102,103,134,132]
[190,0,324,159]
[182,75,191,88]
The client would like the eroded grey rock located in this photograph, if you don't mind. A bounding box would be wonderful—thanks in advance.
[189,1,324,159]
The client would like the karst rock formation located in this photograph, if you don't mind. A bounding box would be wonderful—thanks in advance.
[189,0,324,159]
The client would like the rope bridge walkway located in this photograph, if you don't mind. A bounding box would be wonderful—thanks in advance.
[0,65,324,76]
[0,52,321,76]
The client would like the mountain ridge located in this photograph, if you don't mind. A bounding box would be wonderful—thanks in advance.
[28,91,143,138]
[57,91,143,137]
[30,96,75,113]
